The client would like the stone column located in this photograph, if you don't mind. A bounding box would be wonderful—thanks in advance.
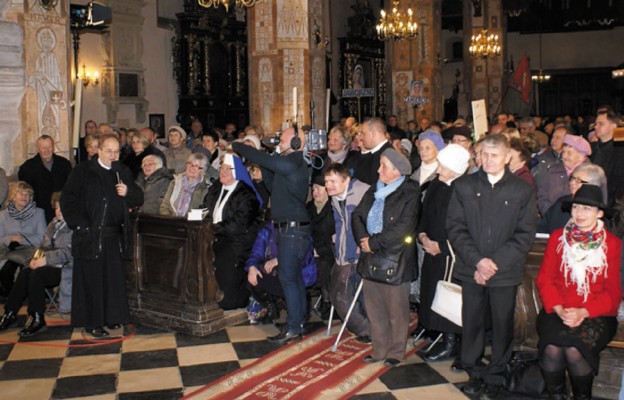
[463,0,506,120]
[388,0,442,128]
[101,0,148,124]
[248,0,327,134]
[21,0,71,162]
[0,0,25,174]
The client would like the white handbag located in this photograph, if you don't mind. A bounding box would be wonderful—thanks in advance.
[431,241,463,327]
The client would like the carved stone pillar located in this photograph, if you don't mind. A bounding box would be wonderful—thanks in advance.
[20,0,71,163]
[248,0,327,133]
[100,0,148,124]
[464,0,506,119]
[0,0,25,173]
[389,0,442,128]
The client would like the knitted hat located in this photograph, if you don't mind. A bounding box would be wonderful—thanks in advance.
[437,143,470,175]
[167,126,187,142]
[418,129,446,151]
[563,134,592,157]
[381,148,412,176]
[400,138,413,154]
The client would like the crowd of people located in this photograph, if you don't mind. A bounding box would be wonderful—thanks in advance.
[0,108,623,399]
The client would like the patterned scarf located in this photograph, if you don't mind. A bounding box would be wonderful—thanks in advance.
[7,200,37,221]
[557,219,608,302]
[174,175,201,216]
[366,176,405,235]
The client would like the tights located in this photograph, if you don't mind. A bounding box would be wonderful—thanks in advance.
[541,344,592,376]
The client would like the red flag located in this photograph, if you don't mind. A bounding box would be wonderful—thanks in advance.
[508,54,532,104]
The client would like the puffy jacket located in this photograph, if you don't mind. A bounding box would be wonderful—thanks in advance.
[446,168,537,287]
[245,221,317,287]
[332,178,369,265]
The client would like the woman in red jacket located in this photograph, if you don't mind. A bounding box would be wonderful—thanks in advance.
[536,184,622,400]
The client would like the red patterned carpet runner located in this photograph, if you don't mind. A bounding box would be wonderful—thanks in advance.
[183,330,423,400]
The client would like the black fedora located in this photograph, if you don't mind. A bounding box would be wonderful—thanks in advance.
[562,184,612,217]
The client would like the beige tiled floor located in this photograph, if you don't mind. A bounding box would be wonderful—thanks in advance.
[0,378,56,400]
[117,366,183,393]
[120,332,177,353]
[176,342,239,366]
[58,354,121,378]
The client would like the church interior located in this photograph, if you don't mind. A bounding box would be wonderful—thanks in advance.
[1,0,624,399]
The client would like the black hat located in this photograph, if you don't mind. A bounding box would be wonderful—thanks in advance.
[311,172,325,187]
[563,184,612,216]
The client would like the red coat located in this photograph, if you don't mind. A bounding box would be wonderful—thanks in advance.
[536,228,622,318]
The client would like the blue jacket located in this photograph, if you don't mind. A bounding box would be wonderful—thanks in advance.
[245,221,317,287]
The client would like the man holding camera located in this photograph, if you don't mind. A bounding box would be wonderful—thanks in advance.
[232,127,312,343]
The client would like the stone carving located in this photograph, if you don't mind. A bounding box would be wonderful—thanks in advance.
[393,71,412,125]
[277,0,308,43]
[0,0,26,172]
[27,26,63,143]
[259,58,273,133]
[254,0,273,52]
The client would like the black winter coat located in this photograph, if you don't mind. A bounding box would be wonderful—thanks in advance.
[18,153,72,223]
[61,158,144,260]
[307,200,335,261]
[352,178,420,284]
[446,168,537,287]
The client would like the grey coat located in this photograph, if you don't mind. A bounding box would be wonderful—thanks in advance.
[38,218,73,313]
[136,167,174,214]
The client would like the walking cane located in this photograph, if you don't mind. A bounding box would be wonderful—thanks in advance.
[326,304,334,336]
[331,279,364,352]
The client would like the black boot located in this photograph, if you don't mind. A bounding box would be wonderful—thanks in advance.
[19,312,46,337]
[569,373,593,400]
[542,369,567,400]
[0,310,17,330]
[425,333,458,362]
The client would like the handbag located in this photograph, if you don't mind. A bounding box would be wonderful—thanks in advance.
[431,241,463,326]
[505,351,547,397]
[6,246,36,265]
[356,248,406,286]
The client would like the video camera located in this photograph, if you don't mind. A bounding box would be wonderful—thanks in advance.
[261,129,328,168]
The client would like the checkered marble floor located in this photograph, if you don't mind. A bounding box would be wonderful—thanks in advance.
[0,304,548,400]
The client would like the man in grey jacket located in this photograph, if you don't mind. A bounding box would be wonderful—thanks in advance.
[447,134,537,400]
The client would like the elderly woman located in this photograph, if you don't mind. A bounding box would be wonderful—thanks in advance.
[0,192,72,337]
[327,125,352,164]
[0,182,46,298]
[352,148,420,368]
[417,144,471,362]
[411,130,445,191]
[539,164,607,234]
[202,153,261,309]
[509,138,536,190]
[536,184,621,400]
[163,126,192,174]
[136,155,173,214]
[122,131,154,179]
[160,153,214,216]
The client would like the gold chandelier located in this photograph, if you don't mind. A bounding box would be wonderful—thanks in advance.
[468,29,501,58]
[376,0,418,41]
[198,0,256,12]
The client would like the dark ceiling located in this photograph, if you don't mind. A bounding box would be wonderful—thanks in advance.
[441,0,624,34]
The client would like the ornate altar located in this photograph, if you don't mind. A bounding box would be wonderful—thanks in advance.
[339,2,386,121]
[126,214,246,336]
[172,1,249,130]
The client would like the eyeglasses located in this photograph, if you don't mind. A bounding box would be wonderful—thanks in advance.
[569,176,588,185]
[186,162,204,170]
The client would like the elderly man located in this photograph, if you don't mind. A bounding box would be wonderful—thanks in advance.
[61,133,143,338]
[324,163,371,341]
[232,127,311,343]
[163,126,192,174]
[591,108,624,207]
[447,134,536,400]
[187,118,204,150]
[532,125,567,184]
[18,135,72,223]
[346,117,393,185]
[536,134,591,216]
[326,126,352,164]
[139,127,167,165]
[136,155,173,214]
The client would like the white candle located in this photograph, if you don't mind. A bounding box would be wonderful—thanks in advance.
[72,78,83,149]
[293,87,298,125]
[325,88,331,131]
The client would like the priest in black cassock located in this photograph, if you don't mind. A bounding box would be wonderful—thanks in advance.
[61,133,143,338]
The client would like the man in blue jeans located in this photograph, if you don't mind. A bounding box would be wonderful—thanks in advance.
[232,127,311,343]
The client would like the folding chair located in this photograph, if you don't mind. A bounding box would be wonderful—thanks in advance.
[45,286,70,321]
